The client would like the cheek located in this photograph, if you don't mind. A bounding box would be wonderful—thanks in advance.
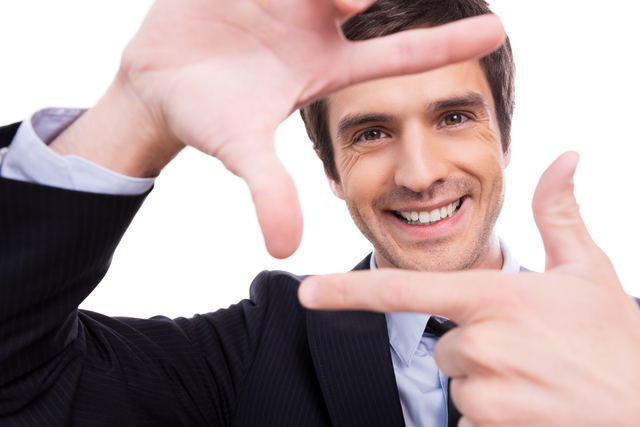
[337,150,361,180]
[439,128,506,210]
[449,127,504,178]
[339,151,394,205]
[474,121,505,166]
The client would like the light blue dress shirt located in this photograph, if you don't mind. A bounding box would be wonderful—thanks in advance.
[1,108,522,427]
[0,108,154,195]
[374,240,520,427]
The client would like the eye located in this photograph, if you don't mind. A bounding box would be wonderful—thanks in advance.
[440,113,469,127]
[355,129,389,143]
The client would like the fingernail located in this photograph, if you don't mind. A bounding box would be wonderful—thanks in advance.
[299,279,319,308]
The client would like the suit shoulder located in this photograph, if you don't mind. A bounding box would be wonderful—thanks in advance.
[0,122,21,148]
[248,270,305,301]
[247,252,372,305]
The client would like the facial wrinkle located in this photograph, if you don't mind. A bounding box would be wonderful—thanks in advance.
[372,178,474,211]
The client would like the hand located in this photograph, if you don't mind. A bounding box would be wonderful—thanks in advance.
[299,152,640,426]
[49,0,504,259]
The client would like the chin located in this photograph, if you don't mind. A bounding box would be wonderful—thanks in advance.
[377,241,489,272]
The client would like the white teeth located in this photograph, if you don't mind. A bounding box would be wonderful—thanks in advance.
[396,198,462,225]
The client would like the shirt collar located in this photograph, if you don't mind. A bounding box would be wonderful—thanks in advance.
[376,237,520,367]
[499,237,520,273]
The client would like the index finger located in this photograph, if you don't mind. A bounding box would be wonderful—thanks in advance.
[298,268,515,324]
[344,15,505,86]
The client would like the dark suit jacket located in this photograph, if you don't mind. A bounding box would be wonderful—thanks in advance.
[0,122,464,426]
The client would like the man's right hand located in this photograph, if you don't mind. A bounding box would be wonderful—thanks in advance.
[49,0,505,258]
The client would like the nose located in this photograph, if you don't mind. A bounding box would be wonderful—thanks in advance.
[394,129,449,193]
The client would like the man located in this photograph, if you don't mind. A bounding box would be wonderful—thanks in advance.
[296,7,640,427]
[298,3,516,424]
[3,2,637,427]
[294,6,640,427]
[0,2,506,422]
[0,0,505,426]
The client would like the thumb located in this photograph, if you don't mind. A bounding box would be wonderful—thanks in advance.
[532,151,596,271]
[226,142,303,259]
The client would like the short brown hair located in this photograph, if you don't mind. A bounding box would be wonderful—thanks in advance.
[300,0,515,182]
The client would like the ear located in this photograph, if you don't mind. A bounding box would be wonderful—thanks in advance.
[327,173,345,200]
[316,150,345,200]
[502,146,511,168]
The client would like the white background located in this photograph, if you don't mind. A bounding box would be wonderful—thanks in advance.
[1,1,639,318]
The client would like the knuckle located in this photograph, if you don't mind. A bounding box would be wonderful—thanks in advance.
[383,273,417,310]
[335,277,352,307]
[454,328,502,375]
[456,328,484,360]
[392,39,415,75]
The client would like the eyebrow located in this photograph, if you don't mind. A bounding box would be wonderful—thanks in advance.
[425,92,489,115]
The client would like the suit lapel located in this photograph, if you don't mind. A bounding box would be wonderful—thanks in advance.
[446,378,461,427]
[0,122,21,148]
[307,254,405,426]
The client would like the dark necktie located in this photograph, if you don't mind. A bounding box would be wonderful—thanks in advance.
[424,315,457,337]
[424,315,462,427]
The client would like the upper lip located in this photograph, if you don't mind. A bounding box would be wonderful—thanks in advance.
[390,196,463,213]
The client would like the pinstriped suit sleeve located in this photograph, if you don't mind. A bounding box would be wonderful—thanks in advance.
[0,124,272,426]
[0,175,149,423]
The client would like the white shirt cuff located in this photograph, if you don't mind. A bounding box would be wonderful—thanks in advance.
[0,108,155,195]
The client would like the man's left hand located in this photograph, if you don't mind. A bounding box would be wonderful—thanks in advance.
[299,152,640,426]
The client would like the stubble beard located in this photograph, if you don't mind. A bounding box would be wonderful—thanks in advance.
[347,177,505,273]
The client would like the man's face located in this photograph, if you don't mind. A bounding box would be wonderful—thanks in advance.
[326,61,509,272]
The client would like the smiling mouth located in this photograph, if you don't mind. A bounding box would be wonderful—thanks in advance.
[394,198,462,226]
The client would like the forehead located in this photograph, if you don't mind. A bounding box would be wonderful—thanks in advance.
[327,60,495,137]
